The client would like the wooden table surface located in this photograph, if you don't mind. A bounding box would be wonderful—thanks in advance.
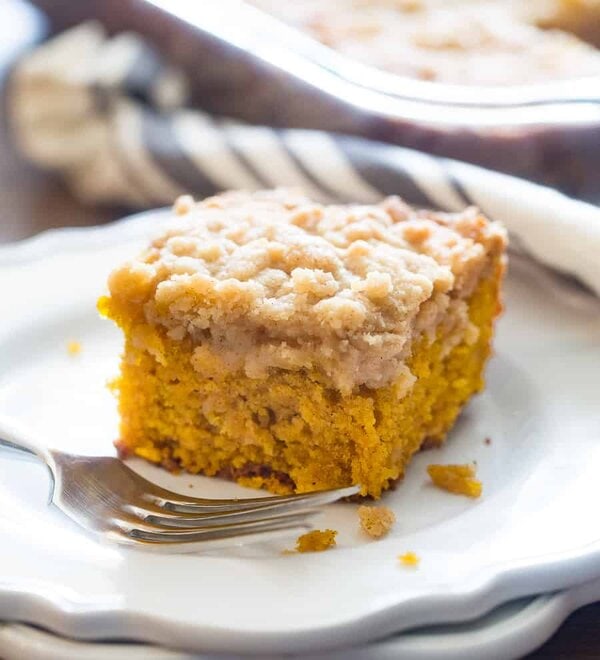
[0,2,599,658]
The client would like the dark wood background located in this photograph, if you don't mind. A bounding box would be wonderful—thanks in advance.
[0,1,598,657]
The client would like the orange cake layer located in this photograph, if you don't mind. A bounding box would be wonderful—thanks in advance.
[100,189,506,497]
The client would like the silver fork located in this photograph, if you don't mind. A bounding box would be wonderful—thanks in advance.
[0,414,358,552]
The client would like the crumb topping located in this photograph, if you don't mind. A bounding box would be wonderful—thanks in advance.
[106,190,505,392]
[295,529,338,552]
[427,463,482,498]
[358,505,396,538]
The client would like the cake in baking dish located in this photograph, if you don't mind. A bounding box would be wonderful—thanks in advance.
[249,0,600,86]
[99,189,506,498]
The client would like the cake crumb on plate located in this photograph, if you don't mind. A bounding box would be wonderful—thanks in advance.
[295,529,337,553]
[358,505,396,538]
[427,463,482,498]
[67,340,81,356]
[398,551,420,568]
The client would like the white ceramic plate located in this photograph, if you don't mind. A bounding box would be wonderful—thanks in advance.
[0,212,599,655]
[2,576,600,660]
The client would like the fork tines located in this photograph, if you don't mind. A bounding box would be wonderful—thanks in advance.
[113,485,360,549]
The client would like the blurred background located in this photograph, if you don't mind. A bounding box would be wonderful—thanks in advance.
[0,0,120,241]
[2,0,600,244]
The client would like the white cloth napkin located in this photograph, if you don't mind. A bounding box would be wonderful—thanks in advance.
[9,22,600,295]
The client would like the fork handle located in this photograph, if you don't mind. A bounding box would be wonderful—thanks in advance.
[0,413,53,464]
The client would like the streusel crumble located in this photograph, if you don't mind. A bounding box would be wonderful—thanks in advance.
[358,505,396,538]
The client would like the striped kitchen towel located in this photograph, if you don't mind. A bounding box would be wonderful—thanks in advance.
[9,22,600,295]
